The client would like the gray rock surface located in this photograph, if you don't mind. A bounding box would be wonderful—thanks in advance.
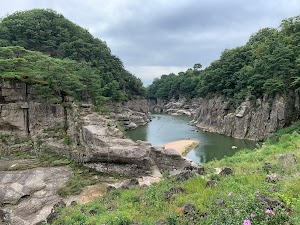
[150,98,200,116]
[265,173,280,183]
[0,166,72,225]
[0,81,194,224]
[190,94,300,140]
[110,99,151,130]
[150,93,300,140]
[278,154,297,168]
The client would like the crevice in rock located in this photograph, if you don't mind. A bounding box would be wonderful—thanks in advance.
[26,109,30,134]
[16,194,31,204]
[63,106,68,132]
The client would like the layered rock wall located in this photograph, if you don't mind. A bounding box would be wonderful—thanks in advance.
[191,94,300,140]
[149,98,200,116]
[0,80,65,136]
[0,80,191,176]
[110,99,151,130]
[150,93,300,141]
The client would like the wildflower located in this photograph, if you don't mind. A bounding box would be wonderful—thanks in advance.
[250,213,255,218]
[265,209,275,215]
[243,219,251,225]
[228,192,232,196]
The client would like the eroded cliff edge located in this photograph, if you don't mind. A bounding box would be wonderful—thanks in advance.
[0,80,194,224]
[150,93,300,141]
[0,80,191,175]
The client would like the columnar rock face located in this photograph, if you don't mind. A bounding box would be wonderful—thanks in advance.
[150,93,300,141]
[191,94,300,140]
[0,81,191,176]
[0,80,193,224]
[0,80,64,136]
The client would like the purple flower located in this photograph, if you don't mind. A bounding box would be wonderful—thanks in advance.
[243,219,251,225]
[265,209,275,215]
[228,192,232,196]
[250,213,255,218]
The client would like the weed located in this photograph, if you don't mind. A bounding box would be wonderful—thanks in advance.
[182,141,199,156]
[64,135,73,145]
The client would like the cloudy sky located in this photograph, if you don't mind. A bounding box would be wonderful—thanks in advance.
[1,0,300,85]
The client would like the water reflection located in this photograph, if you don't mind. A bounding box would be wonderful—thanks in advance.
[126,114,256,163]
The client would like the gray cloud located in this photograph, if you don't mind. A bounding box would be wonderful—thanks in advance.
[1,0,300,84]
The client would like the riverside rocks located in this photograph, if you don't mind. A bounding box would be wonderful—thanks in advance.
[150,93,300,141]
[0,81,191,177]
[0,81,190,224]
[79,113,191,176]
[150,98,200,116]
[190,94,300,141]
[110,99,151,130]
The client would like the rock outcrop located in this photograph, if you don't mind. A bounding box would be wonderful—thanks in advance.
[191,94,300,140]
[0,80,191,176]
[0,166,72,225]
[110,99,151,130]
[150,98,200,116]
[0,80,195,223]
[150,93,300,141]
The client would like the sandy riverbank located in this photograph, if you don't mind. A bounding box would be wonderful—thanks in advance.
[162,140,199,155]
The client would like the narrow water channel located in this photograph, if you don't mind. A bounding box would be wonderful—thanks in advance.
[126,114,257,163]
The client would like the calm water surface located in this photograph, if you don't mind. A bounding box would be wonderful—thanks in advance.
[126,114,257,163]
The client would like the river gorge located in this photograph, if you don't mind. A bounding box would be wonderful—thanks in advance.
[127,114,257,163]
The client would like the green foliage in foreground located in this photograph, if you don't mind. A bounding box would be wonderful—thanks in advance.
[269,121,300,141]
[54,132,300,224]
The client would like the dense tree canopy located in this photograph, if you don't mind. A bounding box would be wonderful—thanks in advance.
[0,9,145,102]
[147,16,300,103]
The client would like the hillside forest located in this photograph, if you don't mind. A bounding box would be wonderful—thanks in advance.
[0,9,145,103]
[147,16,300,105]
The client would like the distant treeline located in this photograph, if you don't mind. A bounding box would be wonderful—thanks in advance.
[0,9,145,103]
[147,16,300,103]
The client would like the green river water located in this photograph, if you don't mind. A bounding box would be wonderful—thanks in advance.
[126,114,257,163]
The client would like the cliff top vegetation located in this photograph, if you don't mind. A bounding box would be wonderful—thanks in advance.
[0,9,145,103]
[147,16,300,104]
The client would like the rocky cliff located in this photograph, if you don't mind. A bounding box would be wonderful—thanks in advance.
[0,80,192,224]
[150,98,200,116]
[110,98,151,130]
[190,94,300,141]
[0,80,191,175]
[150,94,300,141]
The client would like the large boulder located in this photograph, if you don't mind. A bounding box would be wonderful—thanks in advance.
[0,166,72,225]
[150,146,191,172]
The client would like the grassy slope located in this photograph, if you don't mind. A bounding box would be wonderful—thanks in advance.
[53,132,300,225]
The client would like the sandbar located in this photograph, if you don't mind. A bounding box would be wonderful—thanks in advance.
[162,140,199,155]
